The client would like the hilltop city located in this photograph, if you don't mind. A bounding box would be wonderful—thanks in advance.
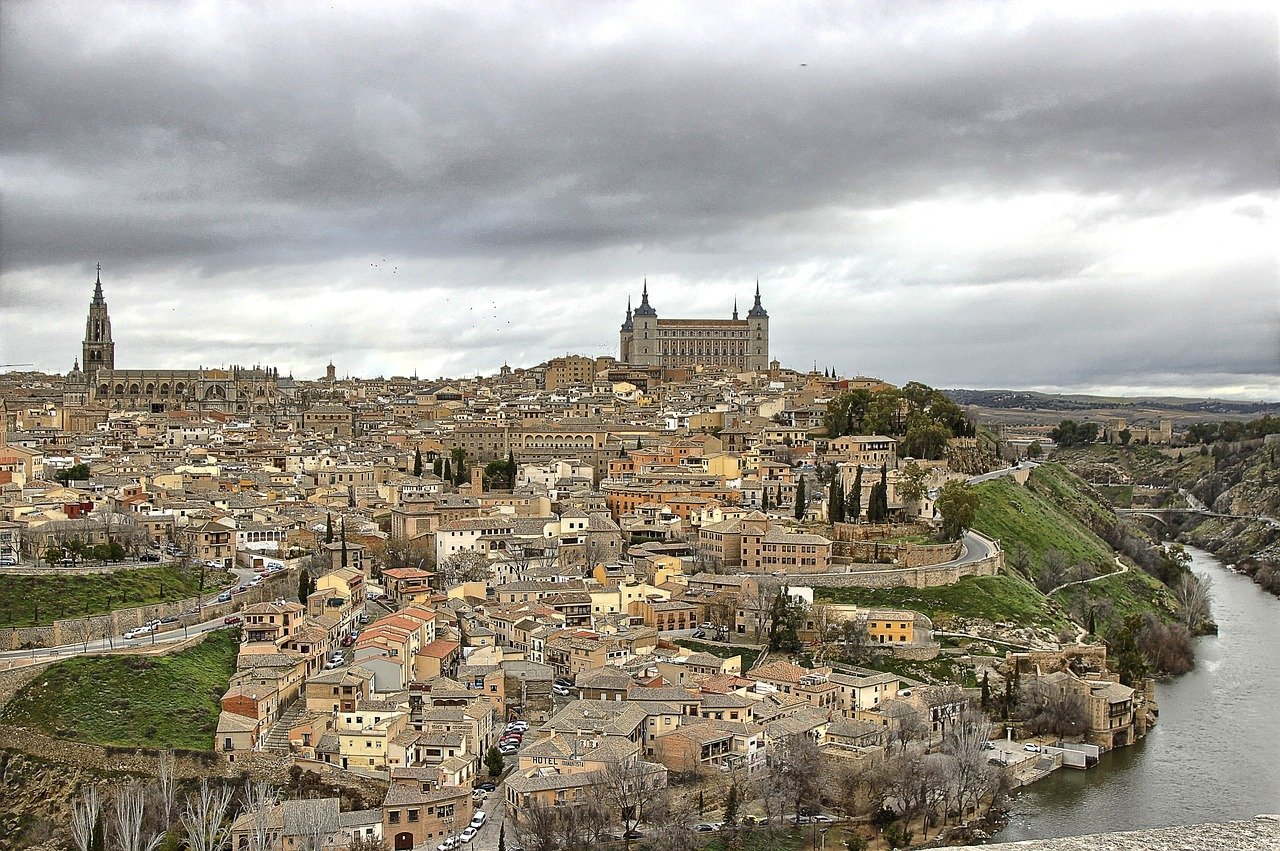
[0,271,1267,851]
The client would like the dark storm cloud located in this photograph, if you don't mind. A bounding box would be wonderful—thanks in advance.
[1,1,1276,396]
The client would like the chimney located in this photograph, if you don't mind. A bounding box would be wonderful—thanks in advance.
[471,465,484,493]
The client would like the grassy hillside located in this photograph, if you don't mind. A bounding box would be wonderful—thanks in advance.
[0,564,228,628]
[814,574,1068,631]
[1,628,239,750]
[1054,569,1179,636]
[972,467,1116,579]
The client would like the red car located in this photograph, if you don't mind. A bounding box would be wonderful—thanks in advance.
[223,615,242,625]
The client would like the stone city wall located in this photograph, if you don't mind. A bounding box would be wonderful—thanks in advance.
[790,552,1002,590]
[832,522,933,542]
[0,569,295,651]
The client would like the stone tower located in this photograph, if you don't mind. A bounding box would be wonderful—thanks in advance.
[618,296,634,363]
[628,280,660,367]
[746,281,769,371]
[82,264,115,379]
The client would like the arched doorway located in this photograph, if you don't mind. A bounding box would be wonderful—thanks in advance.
[393,832,414,850]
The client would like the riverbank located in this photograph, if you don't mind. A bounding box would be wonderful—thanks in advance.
[993,545,1280,841]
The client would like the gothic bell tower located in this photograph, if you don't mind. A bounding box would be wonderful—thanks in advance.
[83,263,115,379]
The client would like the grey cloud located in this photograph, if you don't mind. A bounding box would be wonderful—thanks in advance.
[1,1,1276,396]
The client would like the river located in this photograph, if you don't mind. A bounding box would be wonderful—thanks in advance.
[994,545,1280,841]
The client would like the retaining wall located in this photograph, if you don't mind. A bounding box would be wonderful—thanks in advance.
[0,569,295,651]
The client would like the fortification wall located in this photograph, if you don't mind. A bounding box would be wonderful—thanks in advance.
[0,569,294,651]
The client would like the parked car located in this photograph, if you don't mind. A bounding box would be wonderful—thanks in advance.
[691,629,707,639]
[552,686,571,696]
[358,613,369,623]
[324,658,344,670]
[123,629,140,640]
[694,823,721,833]
[742,815,769,826]
[223,615,242,625]
[699,622,714,630]
[475,781,496,792]
[459,827,476,843]
[139,553,160,562]
[989,757,1009,766]
[436,839,458,851]
[1024,743,1042,753]
[232,586,248,595]
[341,635,355,647]
[471,812,487,829]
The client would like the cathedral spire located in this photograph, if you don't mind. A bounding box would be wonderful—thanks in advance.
[92,263,105,305]
[733,298,739,320]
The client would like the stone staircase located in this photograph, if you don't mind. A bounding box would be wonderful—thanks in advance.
[263,700,308,754]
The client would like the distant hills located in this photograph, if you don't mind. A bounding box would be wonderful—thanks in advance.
[943,389,1280,418]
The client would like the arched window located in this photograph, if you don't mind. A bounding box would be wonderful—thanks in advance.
[145,383,155,395]
[129,383,140,395]
[114,384,124,395]
[160,383,170,395]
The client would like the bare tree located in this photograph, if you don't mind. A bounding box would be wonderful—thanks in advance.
[242,781,279,851]
[110,780,164,851]
[764,733,823,823]
[1174,572,1213,630]
[887,703,930,754]
[180,780,234,851]
[291,797,340,851]
[71,784,102,851]
[66,616,95,653]
[598,759,666,841]
[641,785,698,851]
[439,550,493,586]
[510,800,565,851]
[156,749,178,834]
[943,707,991,822]
[1035,549,1070,592]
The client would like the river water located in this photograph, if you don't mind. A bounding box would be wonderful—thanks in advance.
[995,545,1280,841]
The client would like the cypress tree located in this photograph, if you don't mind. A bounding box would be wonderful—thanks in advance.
[762,487,770,513]
[325,513,334,544]
[443,458,452,483]
[507,449,517,487]
[340,518,349,569]
[298,568,311,603]
[849,466,863,521]
[828,477,844,524]
[794,475,806,520]
[413,447,423,477]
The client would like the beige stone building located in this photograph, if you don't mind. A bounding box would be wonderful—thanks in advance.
[619,282,770,371]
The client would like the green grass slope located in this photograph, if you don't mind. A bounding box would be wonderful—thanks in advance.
[814,574,1068,631]
[973,466,1117,579]
[1053,569,1178,635]
[1,628,239,750]
[0,563,227,628]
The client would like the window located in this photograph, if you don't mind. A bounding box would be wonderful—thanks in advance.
[389,811,401,824]
[408,809,420,823]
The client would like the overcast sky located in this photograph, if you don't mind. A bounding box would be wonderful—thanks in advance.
[2,1,1277,399]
